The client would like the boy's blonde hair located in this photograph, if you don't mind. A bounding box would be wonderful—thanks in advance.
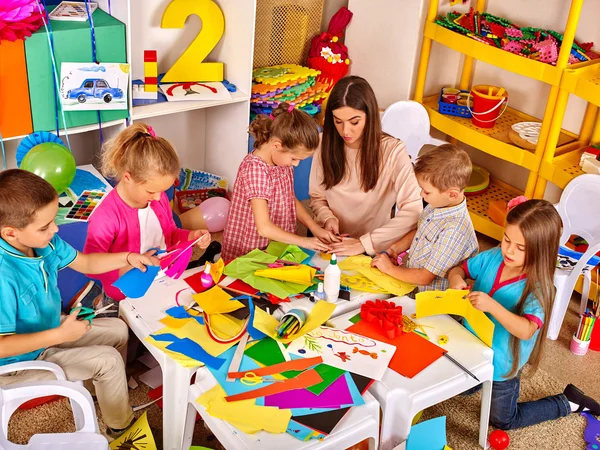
[0,169,58,229]
[414,144,472,191]
[101,123,180,182]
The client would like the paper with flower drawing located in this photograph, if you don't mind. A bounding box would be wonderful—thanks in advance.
[286,326,396,381]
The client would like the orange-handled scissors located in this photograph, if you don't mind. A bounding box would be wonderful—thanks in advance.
[240,372,286,386]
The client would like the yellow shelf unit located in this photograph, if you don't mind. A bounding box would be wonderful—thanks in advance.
[468,178,523,242]
[539,146,586,190]
[561,62,600,107]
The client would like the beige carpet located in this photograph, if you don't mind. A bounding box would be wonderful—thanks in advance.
[6,233,600,449]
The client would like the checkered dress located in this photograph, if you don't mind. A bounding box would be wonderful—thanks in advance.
[406,199,478,292]
[221,154,297,262]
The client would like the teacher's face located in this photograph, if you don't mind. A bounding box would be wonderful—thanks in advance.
[333,107,367,148]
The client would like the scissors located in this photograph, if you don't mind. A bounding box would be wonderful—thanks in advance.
[240,372,286,386]
[70,303,118,324]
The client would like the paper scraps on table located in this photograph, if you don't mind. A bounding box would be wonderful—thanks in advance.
[227,356,322,379]
[406,416,447,450]
[253,300,336,343]
[197,384,292,434]
[266,242,311,264]
[348,319,446,378]
[225,369,323,402]
[112,265,161,299]
[340,273,390,294]
[286,326,396,381]
[160,237,202,279]
[337,255,415,296]
[145,336,203,368]
[109,412,156,450]
[416,289,494,347]
[166,338,226,370]
[360,299,403,339]
[255,265,317,285]
[192,286,245,315]
[164,306,204,325]
[210,258,225,283]
[151,319,237,357]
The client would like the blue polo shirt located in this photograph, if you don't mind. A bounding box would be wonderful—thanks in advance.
[0,235,77,366]
[463,247,544,381]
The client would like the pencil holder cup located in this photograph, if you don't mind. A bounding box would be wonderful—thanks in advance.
[570,334,590,356]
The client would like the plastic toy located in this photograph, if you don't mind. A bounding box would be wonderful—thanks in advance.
[21,142,76,194]
[465,165,490,196]
[133,50,158,100]
[0,0,44,42]
[15,131,65,167]
[468,85,508,128]
[175,187,228,212]
[488,430,510,450]
[582,411,600,450]
[200,196,231,232]
[67,78,124,104]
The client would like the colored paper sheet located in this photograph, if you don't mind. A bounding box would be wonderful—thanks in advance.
[167,338,226,369]
[348,320,446,378]
[337,255,415,296]
[286,422,325,441]
[193,286,245,315]
[416,289,494,347]
[265,242,313,264]
[286,326,396,381]
[225,369,323,402]
[164,306,205,325]
[253,300,336,343]
[152,319,236,356]
[113,265,160,298]
[340,273,390,293]
[207,346,271,396]
[159,316,192,329]
[255,265,317,285]
[228,356,322,378]
[210,258,225,283]
[264,372,353,409]
[109,412,156,450]
[406,416,447,450]
[197,384,291,434]
[145,336,203,368]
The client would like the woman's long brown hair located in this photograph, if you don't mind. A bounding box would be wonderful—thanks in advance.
[504,199,562,378]
[320,76,382,191]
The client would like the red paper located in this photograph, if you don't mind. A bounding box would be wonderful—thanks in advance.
[224,279,259,296]
[228,356,323,379]
[348,320,446,378]
[225,369,323,402]
[185,273,227,294]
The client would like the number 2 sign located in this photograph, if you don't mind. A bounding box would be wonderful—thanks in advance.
[161,0,225,83]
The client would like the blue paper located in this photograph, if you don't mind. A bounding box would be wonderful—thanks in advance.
[69,169,108,197]
[286,421,325,441]
[406,416,447,450]
[112,265,160,298]
[205,346,269,395]
[299,248,316,264]
[151,333,179,342]
[165,306,204,324]
[166,338,226,370]
[246,298,267,340]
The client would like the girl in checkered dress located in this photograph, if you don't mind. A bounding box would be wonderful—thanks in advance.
[221,103,336,262]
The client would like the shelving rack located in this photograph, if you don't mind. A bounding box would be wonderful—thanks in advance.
[413,0,600,241]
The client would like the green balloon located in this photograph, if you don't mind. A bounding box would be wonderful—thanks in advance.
[21,143,76,194]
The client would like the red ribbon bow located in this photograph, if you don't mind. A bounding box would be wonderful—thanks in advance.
[360,300,403,339]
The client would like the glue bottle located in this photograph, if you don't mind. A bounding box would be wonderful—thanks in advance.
[324,254,341,303]
[314,282,327,301]
[200,263,214,289]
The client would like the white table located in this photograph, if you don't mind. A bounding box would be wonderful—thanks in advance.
[120,263,385,450]
[330,297,495,450]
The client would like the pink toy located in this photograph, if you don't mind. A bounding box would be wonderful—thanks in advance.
[200,196,231,232]
[159,237,202,279]
[200,264,214,288]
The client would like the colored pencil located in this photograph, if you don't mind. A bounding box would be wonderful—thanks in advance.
[220,285,262,300]
[575,315,584,340]
[443,353,480,382]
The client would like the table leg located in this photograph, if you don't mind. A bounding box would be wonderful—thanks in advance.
[162,358,193,450]
[479,379,493,448]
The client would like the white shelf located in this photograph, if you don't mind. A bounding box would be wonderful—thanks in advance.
[2,119,126,143]
[131,90,249,121]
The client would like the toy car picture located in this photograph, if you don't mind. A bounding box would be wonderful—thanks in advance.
[60,62,129,111]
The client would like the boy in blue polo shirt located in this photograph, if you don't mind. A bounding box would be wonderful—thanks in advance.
[0,169,159,440]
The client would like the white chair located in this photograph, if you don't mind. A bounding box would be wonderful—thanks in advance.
[548,174,600,340]
[381,100,449,161]
[0,361,108,450]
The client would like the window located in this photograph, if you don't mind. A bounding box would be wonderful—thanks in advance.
[84,81,94,88]
[96,80,107,88]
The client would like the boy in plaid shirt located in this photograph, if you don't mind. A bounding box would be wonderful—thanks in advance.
[372,144,478,293]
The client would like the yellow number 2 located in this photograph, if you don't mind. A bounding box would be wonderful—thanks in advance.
[161,0,225,83]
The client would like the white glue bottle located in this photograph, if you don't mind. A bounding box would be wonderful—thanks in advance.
[324,253,341,302]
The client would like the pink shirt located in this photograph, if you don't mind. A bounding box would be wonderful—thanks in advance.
[84,189,189,300]
[221,153,296,262]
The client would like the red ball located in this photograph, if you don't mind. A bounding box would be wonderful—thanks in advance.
[489,430,510,449]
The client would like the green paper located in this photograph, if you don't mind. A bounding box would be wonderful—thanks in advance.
[190,447,213,450]
[224,249,309,299]
[349,313,361,324]
[25,8,128,131]
[266,242,309,263]
[244,338,345,395]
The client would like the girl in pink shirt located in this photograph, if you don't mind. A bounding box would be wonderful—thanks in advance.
[84,123,211,305]
[221,103,334,262]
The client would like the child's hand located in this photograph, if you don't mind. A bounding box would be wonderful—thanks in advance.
[190,229,211,249]
[312,226,341,244]
[330,237,365,256]
[371,253,394,274]
[467,291,496,313]
[127,252,160,271]
[302,237,333,252]
[449,276,469,290]
[323,218,340,236]
[59,309,91,342]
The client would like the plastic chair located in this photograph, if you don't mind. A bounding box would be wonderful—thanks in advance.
[0,361,108,450]
[548,174,600,340]
[381,101,449,161]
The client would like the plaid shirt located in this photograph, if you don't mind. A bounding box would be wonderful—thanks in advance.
[406,199,478,292]
[221,154,296,262]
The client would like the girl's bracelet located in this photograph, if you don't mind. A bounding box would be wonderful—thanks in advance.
[126,252,133,266]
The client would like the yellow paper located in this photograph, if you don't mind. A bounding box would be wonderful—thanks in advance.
[338,255,415,296]
[444,446,453,450]
[145,336,204,368]
[208,313,245,339]
[193,286,245,315]
[340,273,390,294]
[416,289,495,347]
[210,258,225,284]
[253,300,336,343]
[152,319,237,356]
[159,316,192,328]
[255,265,317,285]
[110,412,157,450]
[197,384,291,434]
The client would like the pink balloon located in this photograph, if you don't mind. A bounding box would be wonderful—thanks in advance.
[200,197,231,232]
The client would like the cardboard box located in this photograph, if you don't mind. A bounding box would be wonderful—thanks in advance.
[0,40,33,138]
[25,8,127,131]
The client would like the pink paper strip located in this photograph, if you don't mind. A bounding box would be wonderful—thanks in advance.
[263,373,353,409]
